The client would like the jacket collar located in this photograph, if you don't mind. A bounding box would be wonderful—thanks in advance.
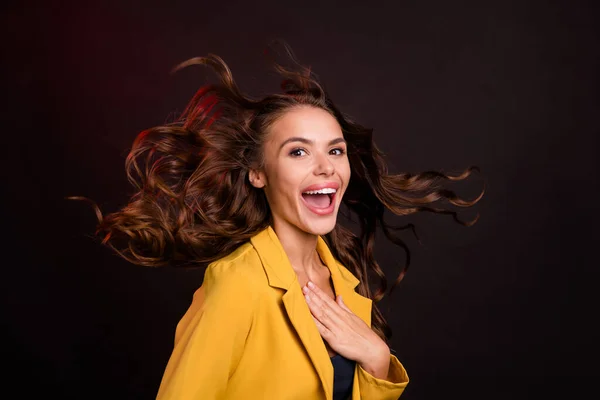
[250,226,372,400]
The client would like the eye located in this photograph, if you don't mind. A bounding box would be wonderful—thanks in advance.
[330,147,346,156]
[289,148,307,157]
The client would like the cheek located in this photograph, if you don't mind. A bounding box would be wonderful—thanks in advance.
[265,162,302,199]
[339,158,351,183]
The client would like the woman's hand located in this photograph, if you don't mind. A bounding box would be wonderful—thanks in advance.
[302,281,391,379]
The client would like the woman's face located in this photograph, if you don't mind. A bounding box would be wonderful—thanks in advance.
[250,106,351,236]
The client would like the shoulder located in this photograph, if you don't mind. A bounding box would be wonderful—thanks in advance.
[201,241,266,301]
[205,241,263,280]
[173,242,262,346]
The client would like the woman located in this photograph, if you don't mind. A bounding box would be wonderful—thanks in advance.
[70,43,483,399]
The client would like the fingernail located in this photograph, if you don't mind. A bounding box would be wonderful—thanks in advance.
[307,281,315,288]
[305,294,310,302]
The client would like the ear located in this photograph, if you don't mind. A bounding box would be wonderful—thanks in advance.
[248,168,267,189]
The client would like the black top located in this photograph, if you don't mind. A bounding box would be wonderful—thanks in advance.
[331,354,355,400]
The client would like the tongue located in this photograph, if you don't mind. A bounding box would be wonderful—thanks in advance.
[302,194,331,208]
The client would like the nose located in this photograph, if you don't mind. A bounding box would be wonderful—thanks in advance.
[314,152,335,176]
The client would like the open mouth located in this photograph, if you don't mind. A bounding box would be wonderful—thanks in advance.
[301,188,336,214]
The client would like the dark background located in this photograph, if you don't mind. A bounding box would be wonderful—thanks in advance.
[2,0,599,398]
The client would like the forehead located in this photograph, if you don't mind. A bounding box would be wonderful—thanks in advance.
[266,106,343,143]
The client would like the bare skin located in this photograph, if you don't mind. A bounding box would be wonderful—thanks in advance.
[249,106,350,357]
[249,106,392,379]
[293,259,338,357]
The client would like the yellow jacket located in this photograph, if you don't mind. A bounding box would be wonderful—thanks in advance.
[156,226,409,399]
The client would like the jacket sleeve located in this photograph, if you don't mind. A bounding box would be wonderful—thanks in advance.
[156,261,256,400]
[356,353,409,400]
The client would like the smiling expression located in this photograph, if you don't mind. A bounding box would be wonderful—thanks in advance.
[249,106,351,236]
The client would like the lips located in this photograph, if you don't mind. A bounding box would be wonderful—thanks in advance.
[300,182,339,215]
[300,182,340,193]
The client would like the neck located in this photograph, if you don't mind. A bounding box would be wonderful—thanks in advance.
[271,220,324,277]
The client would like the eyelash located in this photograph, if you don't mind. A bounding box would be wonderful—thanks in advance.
[289,148,346,157]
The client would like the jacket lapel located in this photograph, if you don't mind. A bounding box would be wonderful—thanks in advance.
[250,226,373,400]
[316,235,373,328]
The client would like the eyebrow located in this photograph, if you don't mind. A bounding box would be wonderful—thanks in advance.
[278,137,347,151]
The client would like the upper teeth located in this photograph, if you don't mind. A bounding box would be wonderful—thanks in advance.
[303,188,337,195]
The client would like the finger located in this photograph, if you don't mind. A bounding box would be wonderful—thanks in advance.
[306,282,347,318]
[311,315,332,339]
[336,295,352,313]
[304,285,344,328]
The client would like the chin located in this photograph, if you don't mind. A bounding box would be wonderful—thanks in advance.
[300,216,338,236]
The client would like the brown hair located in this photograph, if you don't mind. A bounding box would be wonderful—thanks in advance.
[68,42,484,343]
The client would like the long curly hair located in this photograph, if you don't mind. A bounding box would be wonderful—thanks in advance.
[68,42,484,343]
